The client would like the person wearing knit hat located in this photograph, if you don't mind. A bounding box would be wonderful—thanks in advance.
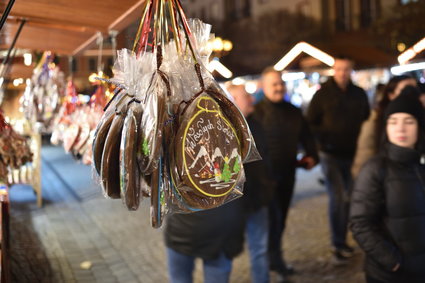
[384,86,425,132]
[417,83,425,108]
[350,90,425,283]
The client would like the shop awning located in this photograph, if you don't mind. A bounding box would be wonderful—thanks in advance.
[0,0,145,55]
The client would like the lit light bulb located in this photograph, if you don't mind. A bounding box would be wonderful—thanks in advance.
[223,40,233,52]
[213,37,224,51]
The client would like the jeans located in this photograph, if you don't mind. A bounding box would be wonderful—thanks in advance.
[166,247,232,283]
[268,175,295,270]
[319,151,353,249]
[246,207,270,283]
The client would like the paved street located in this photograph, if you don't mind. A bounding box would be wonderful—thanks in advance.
[9,145,365,283]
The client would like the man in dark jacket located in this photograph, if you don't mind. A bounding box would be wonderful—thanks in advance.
[228,84,275,283]
[252,68,318,279]
[306,56,370,265]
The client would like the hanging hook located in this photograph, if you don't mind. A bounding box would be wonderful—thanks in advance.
[68,56,74,78]
[109,30,119,62]
[96,32,104,74]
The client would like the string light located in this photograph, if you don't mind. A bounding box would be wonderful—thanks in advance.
[207,59,233,79]
[274,42,335,71]
[398,37,425,65]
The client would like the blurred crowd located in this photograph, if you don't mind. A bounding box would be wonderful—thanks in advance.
[163,57,425,283]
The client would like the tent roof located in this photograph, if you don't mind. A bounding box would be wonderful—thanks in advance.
[0,0,145,55]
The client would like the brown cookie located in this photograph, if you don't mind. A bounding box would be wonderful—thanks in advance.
[100,112,125,199]
[120,103,143,210]
[150,158,164,228]
[92,112,115,175]
[172,94,244,209]
[137,74,168,174]
[92,89,128,174]
[206,85,253,162]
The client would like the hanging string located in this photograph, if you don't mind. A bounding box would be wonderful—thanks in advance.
[68,56,74,78]
[132,0,151,53]
[96,32,104,74]
[109,30,118,62]
[168,0,182,54]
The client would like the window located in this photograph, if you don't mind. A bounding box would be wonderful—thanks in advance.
[71,58,78,72]
[211,3,219,20]
[360,0,380,27]
[335,0,350,31]
[107,57,114,68]
[242,0,251,18]
[225,0,237,20]
[201,7,207,21]
[88,58,96,72]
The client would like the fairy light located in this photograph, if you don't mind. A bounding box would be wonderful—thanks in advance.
[223,40,233,52]
[207,59,233,79]
[213,37,224,51]
[391,61,425,75]
[274,42,335,71]
[398,37,425,65]
[245,82,258,94]
[13,78,24,87]
[281,72,306,82]
[88,71,105,83]
[23,53,32,66]
[231,77,245,85]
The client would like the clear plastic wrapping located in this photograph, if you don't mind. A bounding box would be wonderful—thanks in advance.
[120,102,143,210]
[90,0,261,228]
[0,113,33,183]
[170,93,245,210]
[137,72,168,174]
[22,53,66,133]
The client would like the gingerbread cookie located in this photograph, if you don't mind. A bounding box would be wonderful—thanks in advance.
[206,84,253,162]
[150,158,165,229]
[120,103,143,210]
[100,112,125,199]
[92,90,127,174]
[92,112,115,175]
[172,94,244,209]
[137,73,168,174]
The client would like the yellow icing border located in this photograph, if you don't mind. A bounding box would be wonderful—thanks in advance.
[182,96,241,197]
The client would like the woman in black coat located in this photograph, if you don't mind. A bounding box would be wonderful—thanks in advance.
[350,89,425,283]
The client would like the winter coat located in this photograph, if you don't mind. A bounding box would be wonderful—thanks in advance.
[350,143,425,283]
[306,78,370,158]
[164,198,244,260]
[252,97,318,180]
[242,116,276,213]
[351,110,378,178]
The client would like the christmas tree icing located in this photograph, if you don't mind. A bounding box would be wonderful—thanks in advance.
[221,157,231,182]
[233,158,240,174]
[141,138,150,156]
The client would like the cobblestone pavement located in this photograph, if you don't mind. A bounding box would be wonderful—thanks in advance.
[9,145,365,283]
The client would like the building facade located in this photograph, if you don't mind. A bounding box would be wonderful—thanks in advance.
[182,0,403,33]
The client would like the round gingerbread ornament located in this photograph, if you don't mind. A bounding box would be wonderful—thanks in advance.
[174,94,244,204]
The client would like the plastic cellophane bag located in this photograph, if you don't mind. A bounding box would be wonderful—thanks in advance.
[90,0,261,228]
[52,80,107,165]
[23,52,66,134]
[0,112,33,183]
